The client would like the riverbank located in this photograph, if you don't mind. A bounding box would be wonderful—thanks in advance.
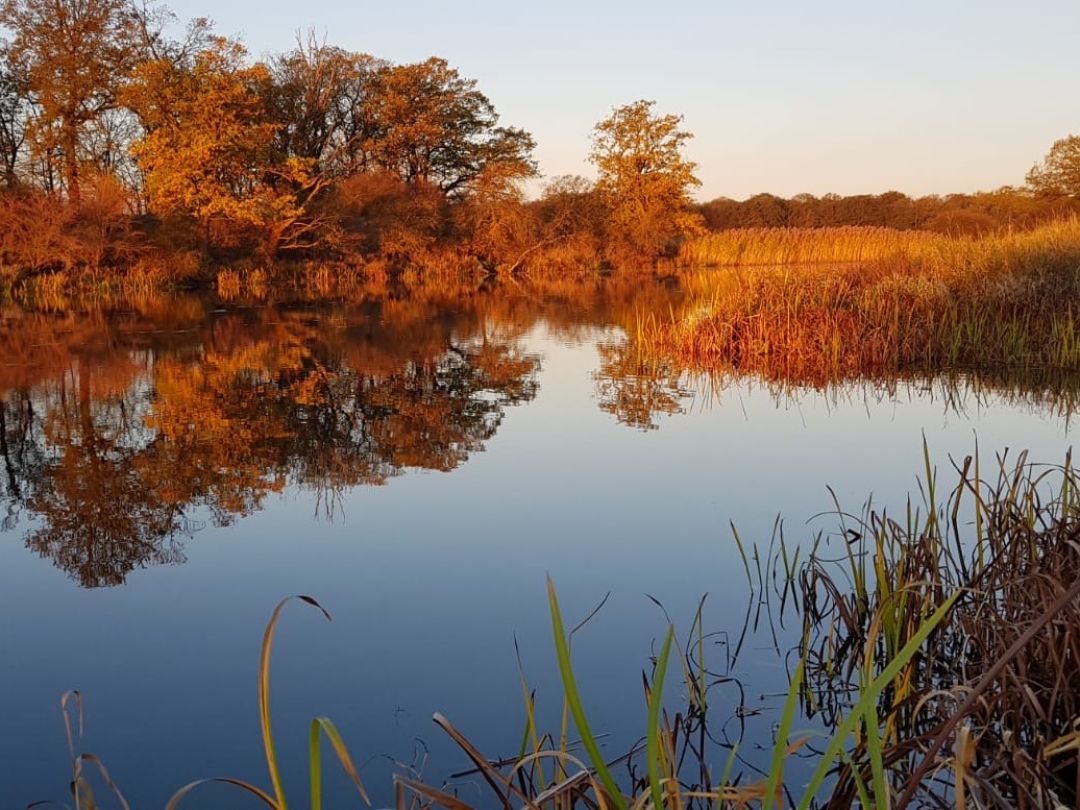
[6,217,1080,310]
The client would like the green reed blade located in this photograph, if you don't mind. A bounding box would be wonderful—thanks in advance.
[547,576,628,810]
[796,590,959,810]
[714,742,739,810]
[765,659,803,809]
[864,697,889,810]
[647,626,675,810]
[311,717,370,806]
[260,595,332,810]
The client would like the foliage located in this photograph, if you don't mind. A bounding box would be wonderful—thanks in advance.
[265,33,386,177]
[122,37,326,254]
[1027,134,1080,199]
[590,99,702,265]
[0,0,160,199]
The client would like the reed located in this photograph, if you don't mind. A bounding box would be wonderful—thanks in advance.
[679,226,939,267]
[678,218,1080,270]
[641,220,1080,383]
[802,447,1080,807]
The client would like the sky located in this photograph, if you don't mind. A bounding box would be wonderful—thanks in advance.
[166,0,1080,201]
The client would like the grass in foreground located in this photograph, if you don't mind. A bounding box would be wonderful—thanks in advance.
[801,444,1080,808]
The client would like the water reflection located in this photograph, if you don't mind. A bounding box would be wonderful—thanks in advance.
[594,338,1080,431]
[3,276,1080,586]
[0,301,541,586]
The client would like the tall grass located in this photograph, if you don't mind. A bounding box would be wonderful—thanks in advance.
[679,226,939,267]
[678,219,1080,270]
[643,220,1080,382]
[802,447,1080,807]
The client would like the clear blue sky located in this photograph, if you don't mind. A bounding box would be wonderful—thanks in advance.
[166,0,1080,201]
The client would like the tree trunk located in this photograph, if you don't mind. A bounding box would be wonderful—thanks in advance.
[63,123,80,203]
[0,398,19,499]
[199,217,211,255]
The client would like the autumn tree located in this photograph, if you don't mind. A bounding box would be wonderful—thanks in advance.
[590,99,701,265]
[456,162,537,271]
[123,37,326,255]
[266,33,386,177]
[0,0,163,200]
[520,175,607,268]
[362,57,536,194]
[0,49,30,186]
[1028,136,1080,198]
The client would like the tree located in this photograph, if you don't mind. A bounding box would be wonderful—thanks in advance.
[362,57,536,194]
[266,33,386,177]
[590,99,701,264]
[122,37,326,255]
[0,49,30,186]
[0,0,159,200]
[1027,135,1080,198]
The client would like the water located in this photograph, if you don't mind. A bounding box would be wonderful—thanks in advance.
[0,280,1073,807]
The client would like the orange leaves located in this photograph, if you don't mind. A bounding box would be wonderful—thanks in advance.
[124,38,304,244]
[590,101,702,265]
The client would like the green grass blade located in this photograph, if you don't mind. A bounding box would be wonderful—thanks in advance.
[259,596,331,810]
[309,720,322,810]
[714,742,739,809]
[765,659,803,809]
[730,522,753,589]
[796,590,959,810]
[647,626,675,810]
[310,717,371,805]
[547,576,628,810]
[864,698,889,810]
[839,748,873,810]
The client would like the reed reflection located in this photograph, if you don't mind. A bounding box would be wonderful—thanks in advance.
[594,337,1080,431]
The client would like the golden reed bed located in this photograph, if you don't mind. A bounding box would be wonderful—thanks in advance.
[648,220,1080,381]
[678,219,1080,271]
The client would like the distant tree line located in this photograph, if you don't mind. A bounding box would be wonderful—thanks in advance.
[697,188,1080,235]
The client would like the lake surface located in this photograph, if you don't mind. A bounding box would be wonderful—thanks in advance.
[0,278,1074,807]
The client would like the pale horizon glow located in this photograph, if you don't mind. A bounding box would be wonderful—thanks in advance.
[166,0,1080,201]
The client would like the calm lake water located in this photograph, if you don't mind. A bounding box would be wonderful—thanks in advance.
[0,278,1074,807]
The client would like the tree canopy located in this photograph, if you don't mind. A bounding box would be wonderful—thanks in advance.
[1027,135,1080,198]
[590,99,701,263]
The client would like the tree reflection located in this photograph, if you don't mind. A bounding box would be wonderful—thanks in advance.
[594,343,692,430]
[0,302,539,587]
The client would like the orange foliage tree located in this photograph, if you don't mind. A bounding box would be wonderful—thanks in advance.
[0,0,158,200]
[590,100,702,265]
[122,37,327,256]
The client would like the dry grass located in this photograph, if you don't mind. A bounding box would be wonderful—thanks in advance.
[802,448,1080,808]
[678,219,1080,270]
[641,220,1080,383]
[680,226,939,267]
